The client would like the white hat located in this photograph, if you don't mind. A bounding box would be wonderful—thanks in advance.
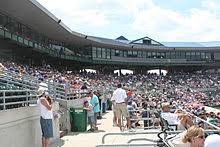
[37,87,48,97]
[204,134,220,147]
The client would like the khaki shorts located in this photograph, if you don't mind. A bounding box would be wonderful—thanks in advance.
[115,103,130,118]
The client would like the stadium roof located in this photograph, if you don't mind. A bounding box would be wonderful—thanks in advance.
[0,0,220,50]
[162,41,220,47]
[0,0,92,47]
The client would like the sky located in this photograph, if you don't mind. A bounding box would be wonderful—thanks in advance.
[36,0,220,42]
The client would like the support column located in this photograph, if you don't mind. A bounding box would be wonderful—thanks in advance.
[159,68,162,75]
[119,69,122,76]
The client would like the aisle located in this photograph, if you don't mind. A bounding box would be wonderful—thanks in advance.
[49,111,121,147]
[49,111,159,147]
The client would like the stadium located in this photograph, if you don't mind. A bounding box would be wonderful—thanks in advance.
[1,0,220,147]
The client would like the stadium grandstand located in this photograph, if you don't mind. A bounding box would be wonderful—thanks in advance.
[1,0,220,147]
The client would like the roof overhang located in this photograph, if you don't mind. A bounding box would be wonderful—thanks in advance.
[0,0,93,47]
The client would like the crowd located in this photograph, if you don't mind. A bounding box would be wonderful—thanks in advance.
[1,58,220,146]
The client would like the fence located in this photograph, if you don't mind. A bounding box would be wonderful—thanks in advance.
[0,89,37,110]
[97,107,220,147]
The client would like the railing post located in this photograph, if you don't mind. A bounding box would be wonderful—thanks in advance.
[3,91,6,110]
[26,90,29,106]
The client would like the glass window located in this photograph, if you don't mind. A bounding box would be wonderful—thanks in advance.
[92,47,97,58]
[161,52,165,58]
[156,52,161,58]
[138,51,143,57]
[128,51,132,57]
[186,52,191,60]
[195,52,201,60]
[111,49,115,56]
[180,52,186,59]
[201,52,205,59]
[123,51,128,57]
[142,51,146,58]
[115,50,120,56]
[119,50,123,57]
[102,48,106,58]
[152,52,156,58]
[165,52,170,59]
[133,51,137,57]
[205,53,211,59]
[107,49,111,59]
[97,47,102,58]
[147,52,151,58]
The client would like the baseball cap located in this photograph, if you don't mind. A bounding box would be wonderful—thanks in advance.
[204,134,220,147]
[37,87,48,97]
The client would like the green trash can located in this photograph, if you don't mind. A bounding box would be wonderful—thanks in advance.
[70,108,87,132]
[107,99,112,110]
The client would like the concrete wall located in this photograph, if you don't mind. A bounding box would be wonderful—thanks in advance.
[0,103,60,147]
[0,106,41,147]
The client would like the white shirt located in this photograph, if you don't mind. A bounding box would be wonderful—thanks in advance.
[37,97,53,119]
[161,112,178,124]
[112,88,127,103]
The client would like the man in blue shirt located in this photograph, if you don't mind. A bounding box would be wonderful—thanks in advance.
[89,91,100,130]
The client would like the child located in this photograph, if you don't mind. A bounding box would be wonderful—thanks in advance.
[83,100,95,132]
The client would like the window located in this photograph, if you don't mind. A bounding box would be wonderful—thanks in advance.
[123,51,128,57]
[133,51,137,57]
[165,52,170,59]
[195,52,201,60]
[111,49,115,56]
[186,52,191,60]
[180,52,186,59]
[115,50,120,56]
[143,51,146,58]
[201,52,205,59]
[170,52,176,59]
[128,51,132,57]
[156,52,161,58]
[106,49,111,59]
[97,47,102,58]
[119,50,123,57]
[138,51,143,58]
[152,52,156,58]
[160,52,165,58]
[147,52,152,58]
[102,48,106,58]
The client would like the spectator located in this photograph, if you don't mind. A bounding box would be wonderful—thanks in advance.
[112,84,133,132]
[37,87,53,147]
[89,91,100,130]
[83,100,96,132]
[161,103,194,130]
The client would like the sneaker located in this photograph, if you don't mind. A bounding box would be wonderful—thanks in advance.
[87,129,94,132]
[135,123,141,126]
[128,128,135,132]
[113,123,119,127]
[131,123,136,128]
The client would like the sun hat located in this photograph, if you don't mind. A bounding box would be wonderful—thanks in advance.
[37,87,48,97]
[204,134,220,147]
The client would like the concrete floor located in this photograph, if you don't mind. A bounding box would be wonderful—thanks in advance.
[49,111,160,147]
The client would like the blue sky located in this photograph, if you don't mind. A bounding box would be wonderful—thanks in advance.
[37,0,220,42]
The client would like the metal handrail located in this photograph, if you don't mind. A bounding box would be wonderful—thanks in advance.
[96,144,158,147]
[0,89,37,110]
[101,130,220,144]
[178,107,220,130]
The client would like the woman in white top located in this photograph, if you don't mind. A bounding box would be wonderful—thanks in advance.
[37,87,53,147]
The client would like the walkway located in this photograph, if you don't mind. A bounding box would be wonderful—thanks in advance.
[49,111,159,147]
